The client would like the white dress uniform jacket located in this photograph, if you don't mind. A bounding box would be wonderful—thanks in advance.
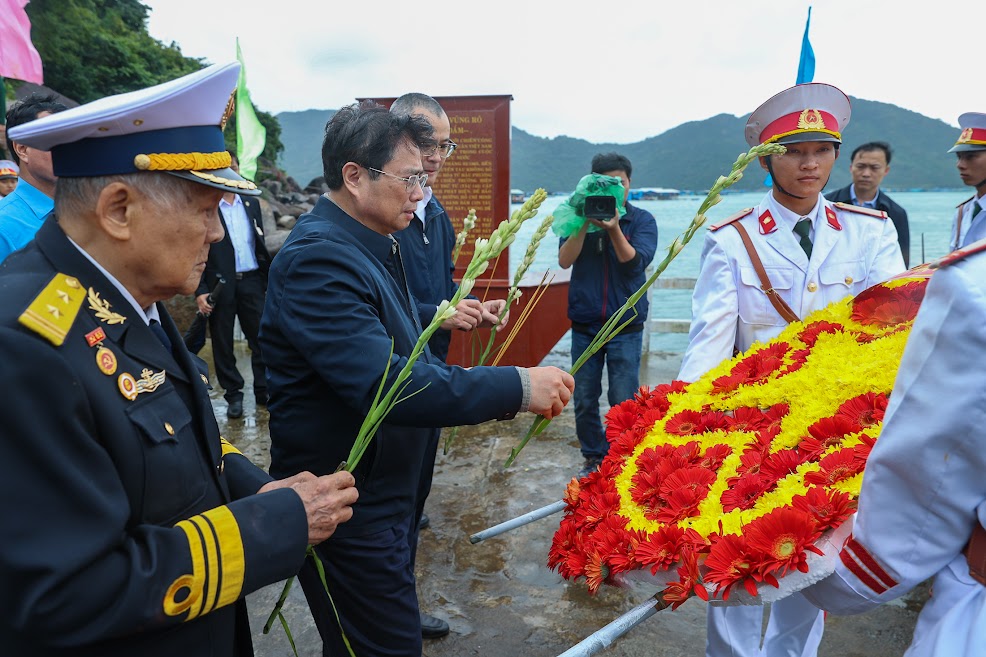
[679,191,905,382]
[949,196,985,251]
[801,242,986,657]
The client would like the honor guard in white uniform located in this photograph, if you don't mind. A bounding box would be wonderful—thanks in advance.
[801,239,986,657]
[678,83,906,657]
[947,113,986,251]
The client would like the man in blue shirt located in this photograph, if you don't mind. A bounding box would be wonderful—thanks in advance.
[0,93,67,262]
[558,152,658,479]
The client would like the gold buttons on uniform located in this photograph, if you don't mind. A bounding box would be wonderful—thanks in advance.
[164,422,175,435]
[807,282,818,293]
[844,276,853,285]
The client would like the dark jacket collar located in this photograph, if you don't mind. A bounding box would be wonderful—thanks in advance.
[310,194,396,265]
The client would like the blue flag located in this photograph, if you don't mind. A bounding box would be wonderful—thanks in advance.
[767,6,815,187]
[796,7,815,85]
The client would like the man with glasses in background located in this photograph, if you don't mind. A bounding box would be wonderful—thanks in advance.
[389,93,508,639]
[260,100,574,657]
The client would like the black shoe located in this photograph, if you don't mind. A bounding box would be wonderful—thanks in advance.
[227,399,243,419]
[577,457,602,480]
[419,513,431,530]
[420,612,450,639]
[255,392,268,408]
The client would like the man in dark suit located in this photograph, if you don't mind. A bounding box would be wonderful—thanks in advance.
[0,62,357,657]
[195,152,270,418]
[825,141,911,266]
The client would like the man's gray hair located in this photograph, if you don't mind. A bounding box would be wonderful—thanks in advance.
[54,172,202,217]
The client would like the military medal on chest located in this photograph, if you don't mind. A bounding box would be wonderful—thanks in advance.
[85,327,119,375]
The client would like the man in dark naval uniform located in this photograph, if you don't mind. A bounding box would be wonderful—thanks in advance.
[0,63,358,657]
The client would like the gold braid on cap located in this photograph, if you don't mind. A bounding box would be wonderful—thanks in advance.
[133,151,232,172]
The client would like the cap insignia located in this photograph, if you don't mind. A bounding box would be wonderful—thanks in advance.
[221,91,236,132]
[959,128,975,144]
[797,109,825,131]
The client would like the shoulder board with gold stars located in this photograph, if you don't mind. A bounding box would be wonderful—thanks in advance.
[957,195,975,209]
[833,202,887,219]
[930,238,986,269]
[18,273,87,346]
[710,208,754,231]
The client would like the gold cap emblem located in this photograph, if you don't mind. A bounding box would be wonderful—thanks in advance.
[797,109,825,131]
[959,128,975,144]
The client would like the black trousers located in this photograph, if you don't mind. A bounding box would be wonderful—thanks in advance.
[298,513,422,657]
[208,271,267,402]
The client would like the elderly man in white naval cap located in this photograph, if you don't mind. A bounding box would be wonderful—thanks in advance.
[947,112,986,251]
[0,63,357,657]
[677,82,905,657]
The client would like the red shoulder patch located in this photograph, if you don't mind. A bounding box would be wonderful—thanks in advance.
[825,206,842,231]
[710,208,754,232]
[931,238,986,269]
[833,202,888,220]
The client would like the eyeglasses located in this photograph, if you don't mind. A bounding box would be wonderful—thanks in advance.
[420,140,457,159]
[366,167,429,192]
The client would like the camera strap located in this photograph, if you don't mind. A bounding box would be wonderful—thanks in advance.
[730,222,800,325]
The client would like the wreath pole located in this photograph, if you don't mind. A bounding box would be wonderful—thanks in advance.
[556,593,669,657]
[469,499,566,544]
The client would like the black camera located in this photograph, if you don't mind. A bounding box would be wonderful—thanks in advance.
[583,195,616,220]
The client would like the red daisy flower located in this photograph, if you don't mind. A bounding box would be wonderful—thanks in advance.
[851,297,921,328]
[798,320,843,348]
[605,401,642,442]
[564,477,581,508]
[735,448,765,477]
[584,550,610,594]
[763,404,789,431]
[853,433,877,462]
[836,392,888,429]
[807,415,861,443]
[700,444,732,471]
[803,448,866,487]
[760,448,804,484]
[778,348,812,377]
[574,490,621,529]
[791,486,857,531]
[636,525,689,574]
[699,410,730,433]
[745,508,823,578]
[704,533,760,600]
[724,406,769,433]
[665,409,707,436]
[661,551,708,610]
[720,473,769,512]
[548,517,581,572]
[657,484,709,524]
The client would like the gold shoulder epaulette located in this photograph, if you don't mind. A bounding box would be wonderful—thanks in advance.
[930,238,986,269]
[710,208,754,231]
[18,273,87,346]
[833,202,887,219]
[958,195,975,209]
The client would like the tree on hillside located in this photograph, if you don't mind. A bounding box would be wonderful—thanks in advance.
[26,0,203,103]
[25,0,286,183]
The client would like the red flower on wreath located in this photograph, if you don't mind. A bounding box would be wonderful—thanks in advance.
[635,525,691,574]
[665,410,706,436]
[803,448,865,487]
[711,343,790,393]
[836,392,888,429]
[851,281,926,328]
[798,320,844,347]
[760,448,805,484]
[746,508,823,578]
[791,486,857,531]
[661,550,708,610]
[704,533,760,600]
[720,473,769,512]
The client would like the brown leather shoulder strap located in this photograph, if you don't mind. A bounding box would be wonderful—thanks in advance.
[730,222,800,324]
[964,521,986,585]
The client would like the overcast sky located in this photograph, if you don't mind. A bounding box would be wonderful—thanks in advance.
[143,0,979,144]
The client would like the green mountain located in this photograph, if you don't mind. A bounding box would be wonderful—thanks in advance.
[277,98,962,193]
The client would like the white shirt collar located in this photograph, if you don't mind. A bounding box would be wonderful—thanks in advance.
[66,235,157,325]
[414,186,434,221]
[768,191,821,227]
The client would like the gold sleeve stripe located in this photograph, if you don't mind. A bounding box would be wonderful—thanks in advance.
[219,437,243,457]
[165,506,245,620]
[18,274,86,346]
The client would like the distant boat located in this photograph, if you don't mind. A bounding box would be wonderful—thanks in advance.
[510,189,526,203]
[628,187,680,201]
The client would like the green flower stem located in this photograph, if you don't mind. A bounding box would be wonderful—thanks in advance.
[503,143,786,467]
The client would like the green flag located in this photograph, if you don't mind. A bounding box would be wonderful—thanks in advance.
[235,38,266,182]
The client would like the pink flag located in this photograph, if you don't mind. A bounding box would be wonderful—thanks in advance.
[0,0,44,84]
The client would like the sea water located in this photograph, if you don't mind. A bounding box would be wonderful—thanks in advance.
[508,190,970,356]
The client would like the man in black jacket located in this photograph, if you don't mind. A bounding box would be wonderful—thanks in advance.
[195,152,270,418]
[825,141,911,266]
